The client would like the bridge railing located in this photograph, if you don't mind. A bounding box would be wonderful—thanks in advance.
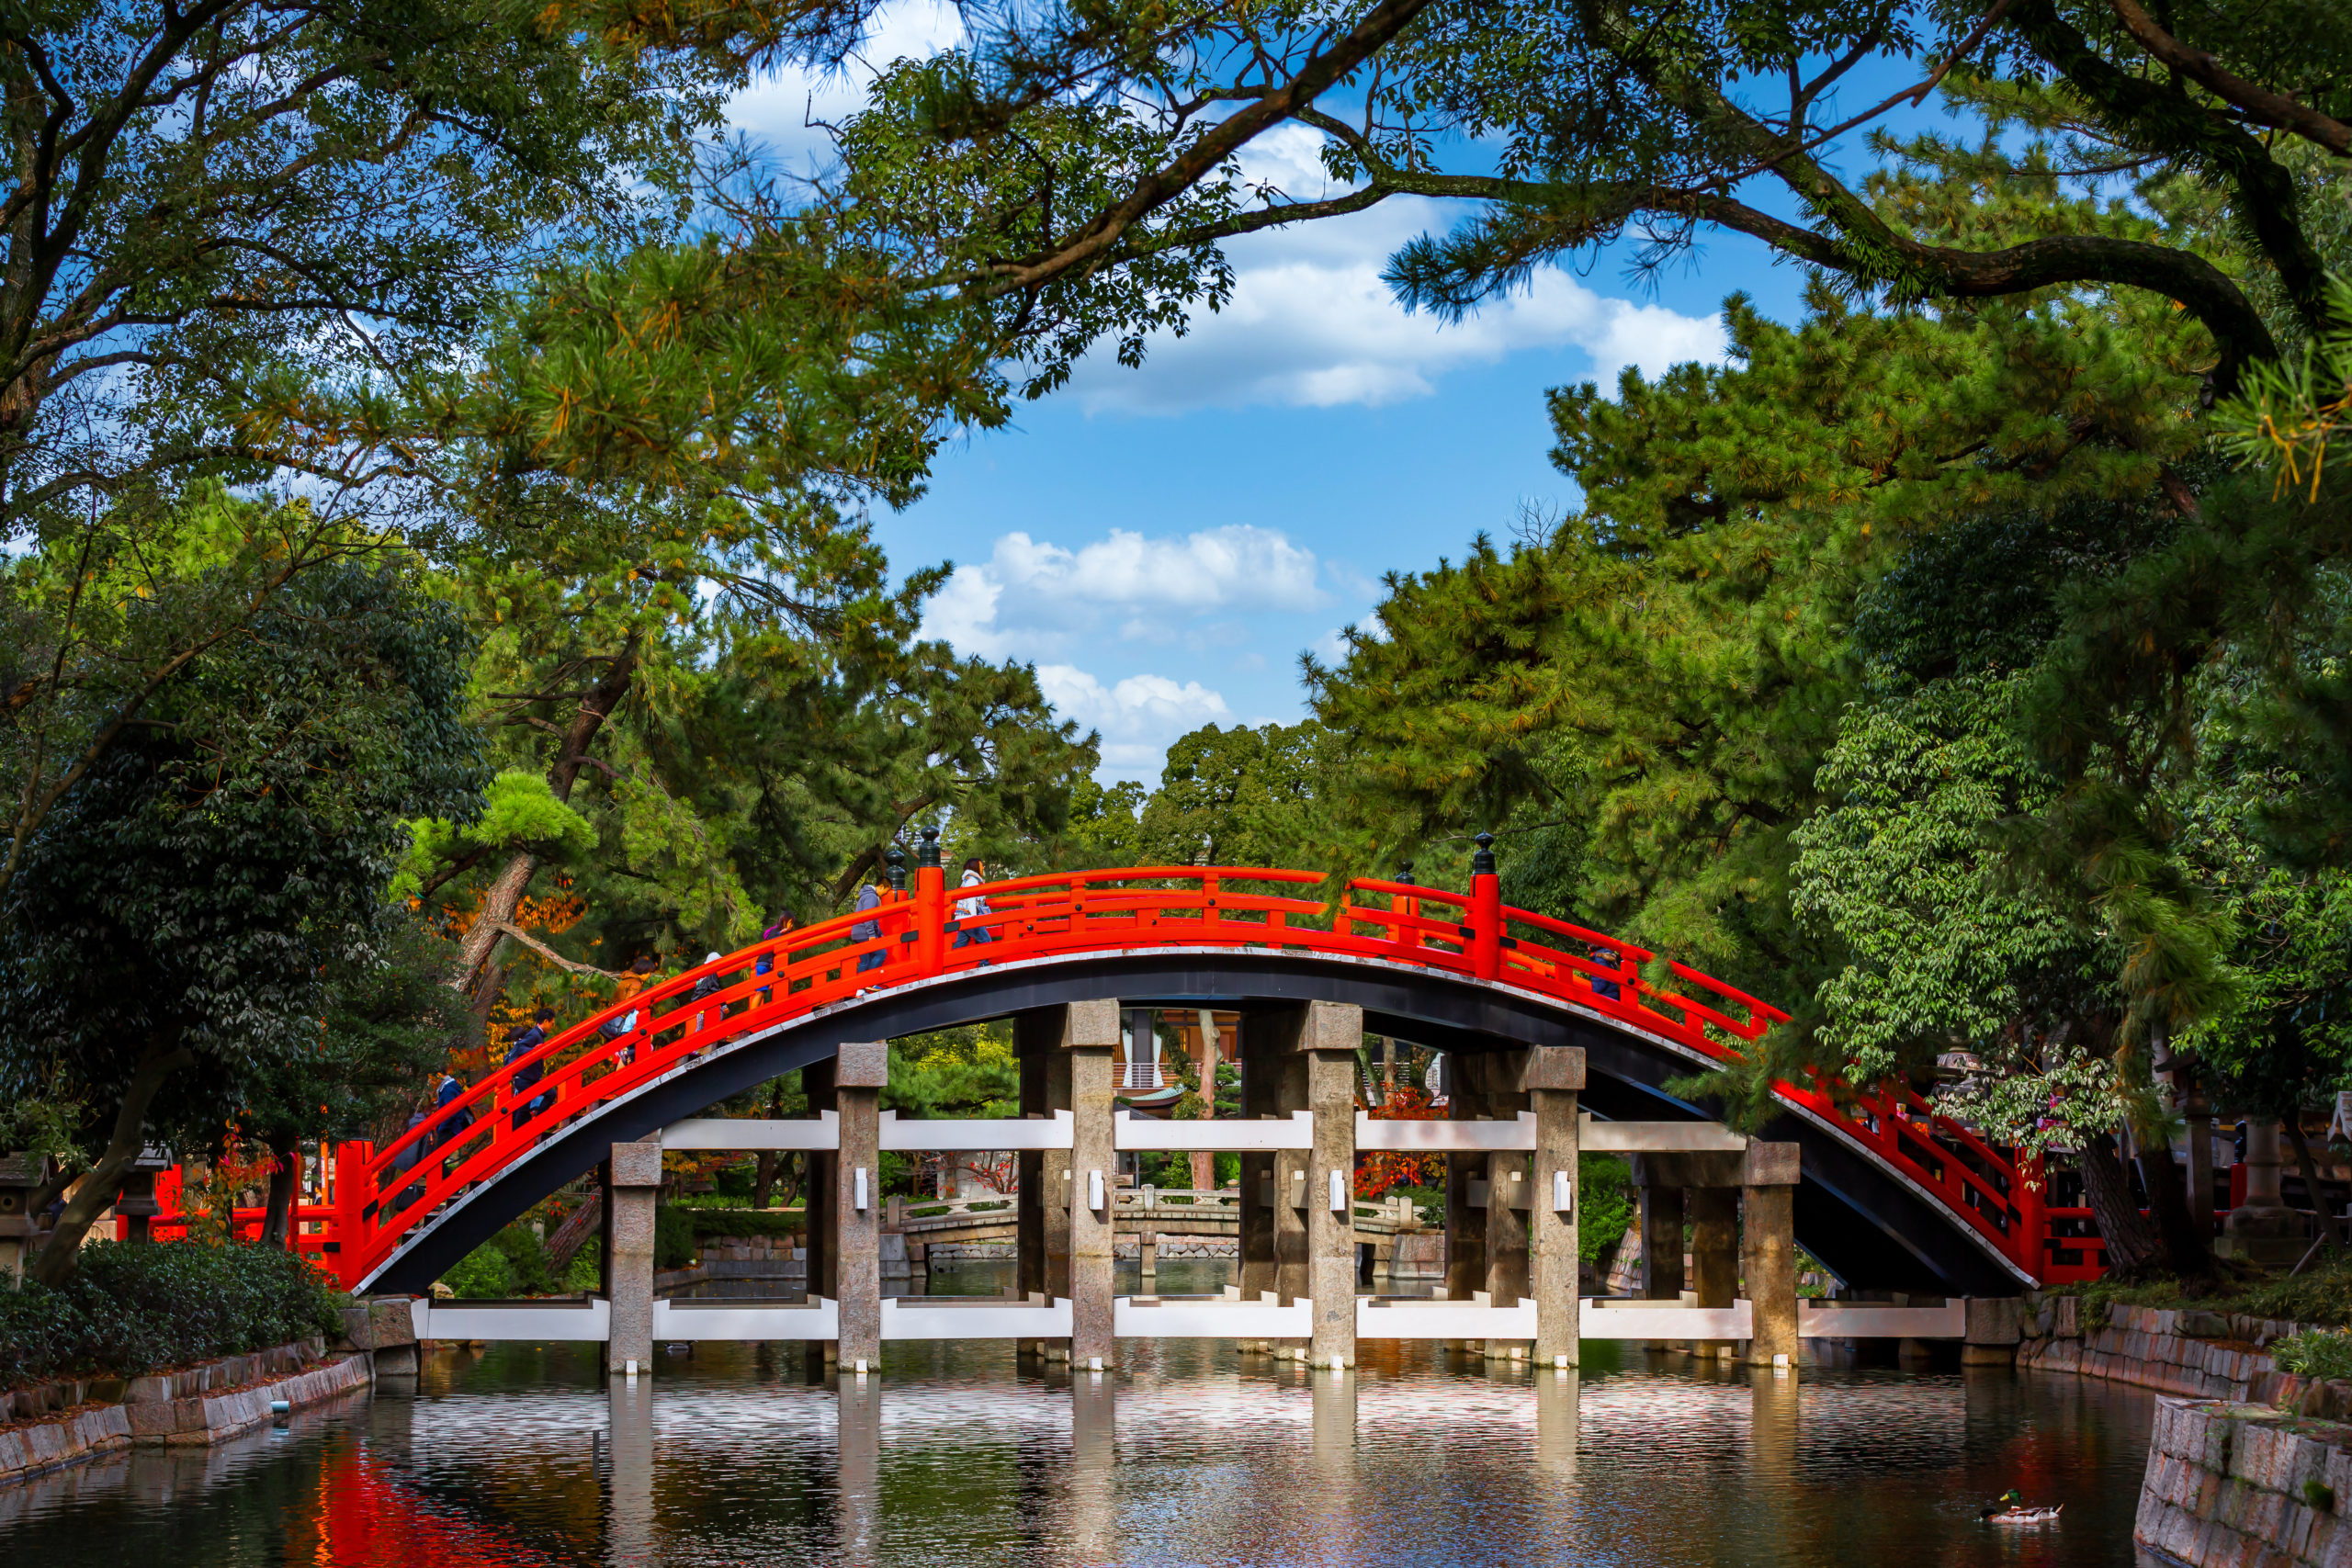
[298,846,2067,1291]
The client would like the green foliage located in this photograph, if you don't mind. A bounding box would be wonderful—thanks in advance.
[1577,1154,1633,1269]
[654,1205,696,1270]
[393,772,597,900]
[442,1222,568,1300]
[1,515,488,1272]
[1133,721,1340,867]
[2276,1331,2352,1382]
[0,1241,343,1387]
[684,1209,804,1240]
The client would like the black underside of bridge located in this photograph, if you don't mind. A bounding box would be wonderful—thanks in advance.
[369,951,2026,1298]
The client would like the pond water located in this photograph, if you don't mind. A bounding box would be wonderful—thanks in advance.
[2,1264,2170,1567]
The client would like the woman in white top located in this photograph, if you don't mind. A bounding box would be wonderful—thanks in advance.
[952,857,991,948]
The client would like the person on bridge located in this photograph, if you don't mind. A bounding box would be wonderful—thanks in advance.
[752,914,793,1007]
[503,1008,556,1132]
[602,955,659,1064]
[685,953,726,1040]
[952,858,992,950]
[851,880,886,977]
[431,1067,475,1187]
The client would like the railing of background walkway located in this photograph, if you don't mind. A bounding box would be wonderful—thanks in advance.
[130,1161,352,1270]
[311,832,2057,1289]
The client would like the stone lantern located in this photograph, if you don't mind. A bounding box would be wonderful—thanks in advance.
[115,1145,173,1243]
[0,1154,42,1284]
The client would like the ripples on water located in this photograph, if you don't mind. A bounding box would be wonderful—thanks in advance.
[0,1274,2164,1567]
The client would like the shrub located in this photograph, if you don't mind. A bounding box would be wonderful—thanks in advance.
[684,1208,802,1241]
[2275,1330,2352,1382]
[654,1204,695,1269]
[441,1222,564,1299]
[1577,1154,1634,1268]
[0,1239,343,1388]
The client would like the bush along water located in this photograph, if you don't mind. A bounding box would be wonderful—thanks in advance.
[0,1239,344,1388]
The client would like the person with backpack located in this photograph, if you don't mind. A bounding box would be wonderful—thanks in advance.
[431,1067,475,1184]
[602,955,658,1064]
[503,1007,557,1131]
[952,857,992,950]
[851,880,886,977]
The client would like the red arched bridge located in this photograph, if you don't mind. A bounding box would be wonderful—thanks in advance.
[167,851,2097,1294]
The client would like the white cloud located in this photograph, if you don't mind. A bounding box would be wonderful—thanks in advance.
[726,0,964,171]
[1062,124,1728,415]
[1037,665,1231,778]
[922,524,1323,660]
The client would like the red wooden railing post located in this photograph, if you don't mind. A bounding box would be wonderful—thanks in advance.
[915,827,947,975]
[1469,831,1502,980]
[2017,1151,2048,1283]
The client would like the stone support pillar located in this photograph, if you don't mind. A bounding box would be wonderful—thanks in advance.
[1065,1000,1121,1370]
[1283,1000,1361,1371]
[1483,1052,1533,1362]
[1014,1011,1075,1330]
[833,1041,888,1373]
[805,1056,839,1318]
[1689,1185,1739,1359]
[1526,1048,1585,1369]
[1443,1054,1488,1333]
[605,1139,661,1376]
[1238,1013,1283,1338]
[1740,1142,1799,1369]
[1272,1044,1311,1328]
[1639,1182,1685,1301]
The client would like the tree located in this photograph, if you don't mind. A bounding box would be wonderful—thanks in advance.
[0,0,816,533]
[1134,721,1339,867]
[0,511,483,1280]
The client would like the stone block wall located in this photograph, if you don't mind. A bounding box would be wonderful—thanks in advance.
[2020,1298,2312,1402]
[2137,1397,2352,1567]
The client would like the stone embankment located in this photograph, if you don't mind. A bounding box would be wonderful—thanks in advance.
[2137,1398,2352,1567]
[2022,1298,2316,1400]
[0,1297,420,1488]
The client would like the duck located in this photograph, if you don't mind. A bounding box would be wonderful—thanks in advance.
[1981,1489,2064,1524]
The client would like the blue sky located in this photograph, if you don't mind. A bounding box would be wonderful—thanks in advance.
[729,6,1833,781]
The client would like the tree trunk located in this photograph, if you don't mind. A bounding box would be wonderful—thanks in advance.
[2286,1117,2347,1249]
[2080,1132,2167,1279]
[259,1131,301,1248]
[2133,1139,2217,1278]
[753,1151,776,1211]
[447,634,639,997]
[28,1042,192,1285]
[545,1190,604,1269]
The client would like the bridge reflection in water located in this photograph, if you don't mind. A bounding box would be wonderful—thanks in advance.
[0,1338,2165,1568]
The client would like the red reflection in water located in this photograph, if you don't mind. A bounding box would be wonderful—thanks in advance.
[288,1439,549,1568]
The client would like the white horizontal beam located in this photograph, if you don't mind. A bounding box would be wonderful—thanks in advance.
[1116,1110,1312,1152]
[652,1297,840,1341]
[1114,1291,1312,1338]
[1799,1301,1964,1338]
[880,1296,1073,1340]
[1578,1300,1754,1338]
[880,1109,1073,1151]
[662,1111,838,1151]
[1357,1293,1537,1339]
[1357,1111,1535,1152]
[1578,1118,1747,1154]
[414,1299,611,1342]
